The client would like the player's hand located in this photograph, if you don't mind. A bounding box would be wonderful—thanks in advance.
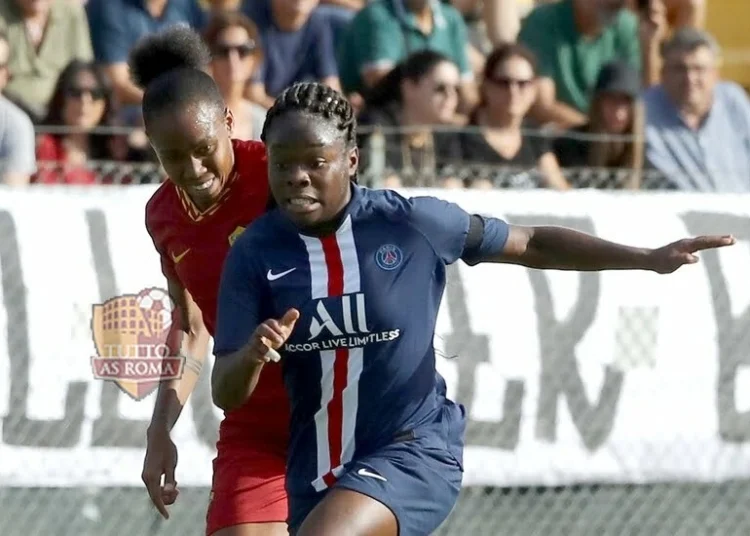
[248,308,300,363]
[647,235,735,274]
[142,426,179,519]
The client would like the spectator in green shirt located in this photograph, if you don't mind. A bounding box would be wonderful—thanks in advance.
[0,0,93,121]
[339,0,478,112]
[518,0,641,127]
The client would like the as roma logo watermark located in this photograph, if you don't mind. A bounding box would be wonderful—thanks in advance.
[90,288,184,401]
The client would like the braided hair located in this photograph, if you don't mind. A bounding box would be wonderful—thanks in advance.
[261,82,357,149]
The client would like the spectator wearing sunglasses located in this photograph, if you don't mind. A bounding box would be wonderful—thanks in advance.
[459,43,568,189]
[34,60,124,184]
[204,10,267,140]
[358,50,463,188]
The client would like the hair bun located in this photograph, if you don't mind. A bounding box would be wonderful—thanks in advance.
[129,25,211,90]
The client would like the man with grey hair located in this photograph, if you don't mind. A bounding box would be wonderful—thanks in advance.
[644,27,750,191]
[0,30,35,186]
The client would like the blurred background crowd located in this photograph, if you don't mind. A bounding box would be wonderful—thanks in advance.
[0,0,747,192]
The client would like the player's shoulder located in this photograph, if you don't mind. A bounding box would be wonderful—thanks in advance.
[356,187,454,223]
[231,138,266,164]
[144,180,180,234]
[230,208,283,252]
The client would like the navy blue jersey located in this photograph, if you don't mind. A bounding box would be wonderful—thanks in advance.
[214,185,509,495]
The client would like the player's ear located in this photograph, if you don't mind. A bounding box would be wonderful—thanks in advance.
[347,145,359,180]
[224,107,234,136]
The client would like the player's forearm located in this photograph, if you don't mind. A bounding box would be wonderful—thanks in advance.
[211,347,265,412]
[512,226,655,271]
[150,331,210,432]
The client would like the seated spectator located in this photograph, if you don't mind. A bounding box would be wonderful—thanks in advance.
[242,0,339,105]
[359,50,462,188]
[459,43,568,189]
[203,10,266,140]
[0,30,35,185]
[0,0,93,121]
[644,28,750,192]
[339,0,477,112]
[518,0,651,127]
[554,62,647,189]
[86,0,206,106]
[34,61,125,184]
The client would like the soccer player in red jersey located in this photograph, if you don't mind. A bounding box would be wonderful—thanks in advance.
[130,27,288,536]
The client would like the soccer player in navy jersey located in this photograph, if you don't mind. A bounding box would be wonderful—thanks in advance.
[211,82,735,536]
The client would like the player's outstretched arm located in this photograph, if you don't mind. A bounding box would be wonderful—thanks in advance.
[489,225,736,273]
[142,276,210,519]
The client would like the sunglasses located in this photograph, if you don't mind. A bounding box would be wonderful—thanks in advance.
[488,76,534,90]
[212,41,257,59]
[65,86,106,100]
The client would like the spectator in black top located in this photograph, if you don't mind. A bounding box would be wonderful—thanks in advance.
[554,61,646,189]
[358,50,463,188]
[460,43,568,189]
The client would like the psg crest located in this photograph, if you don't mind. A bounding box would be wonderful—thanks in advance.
[375,244,403,271]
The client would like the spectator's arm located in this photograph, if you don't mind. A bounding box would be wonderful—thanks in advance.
[313,15,341,89]
[245,61,274,108]
[105,64,144,106]
[87,0,142,105]
[529,77,587,129]
[246,82,275,109]
[451,10,479,113]
[1,112,36,186]
[538,151,570,190]
[633,3,664,87]
[483,0,521,45]
[358,10,403,88]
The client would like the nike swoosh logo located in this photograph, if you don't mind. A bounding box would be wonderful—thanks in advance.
[267,268,296,281]
[357,468,387,482]
[171,249,190,264]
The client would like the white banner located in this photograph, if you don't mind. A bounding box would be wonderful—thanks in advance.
[0,186,749,488]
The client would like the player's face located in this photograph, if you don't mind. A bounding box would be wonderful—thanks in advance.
[147,103,235,209]
[265,112,357,231]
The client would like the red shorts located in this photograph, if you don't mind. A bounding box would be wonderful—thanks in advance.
[205,447,288,535]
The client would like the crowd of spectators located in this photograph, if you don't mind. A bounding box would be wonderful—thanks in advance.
[0,0,748,192]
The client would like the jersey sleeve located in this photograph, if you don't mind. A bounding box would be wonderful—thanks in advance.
[409,196,472,265]
[214,237,266,358]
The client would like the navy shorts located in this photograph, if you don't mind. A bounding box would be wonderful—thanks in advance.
[288,402,466,536]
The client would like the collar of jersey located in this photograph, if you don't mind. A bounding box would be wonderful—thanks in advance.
[176,171,238,223]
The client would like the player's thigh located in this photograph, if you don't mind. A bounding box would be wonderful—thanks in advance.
[335,437,463,536]
[296,488,397,536]
[211,522,288,536]
[207,448,288,535]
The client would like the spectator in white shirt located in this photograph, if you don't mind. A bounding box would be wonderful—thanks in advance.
[0,31,36,186]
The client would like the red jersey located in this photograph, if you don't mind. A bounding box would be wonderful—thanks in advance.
[146,139,288,454]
